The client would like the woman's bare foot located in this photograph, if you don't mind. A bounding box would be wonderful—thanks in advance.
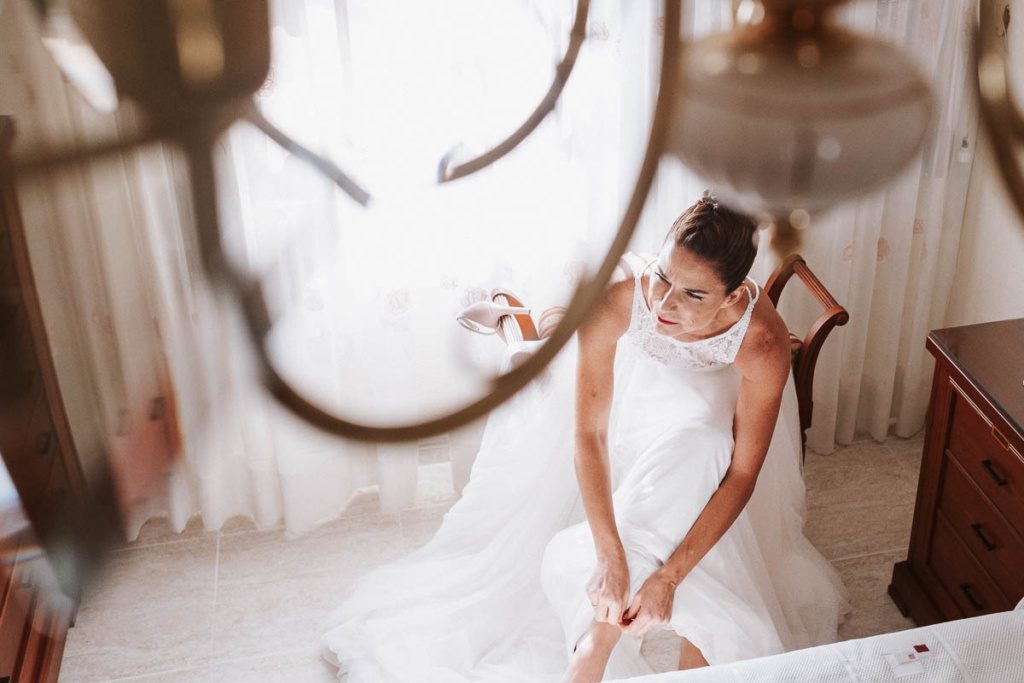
[561,621,621,683]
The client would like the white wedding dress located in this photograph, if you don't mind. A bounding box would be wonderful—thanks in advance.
[321,252,849,681]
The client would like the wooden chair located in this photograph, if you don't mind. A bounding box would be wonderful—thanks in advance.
[764,255,849,455]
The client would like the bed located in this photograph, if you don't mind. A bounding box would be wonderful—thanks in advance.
[617,601,1024,682]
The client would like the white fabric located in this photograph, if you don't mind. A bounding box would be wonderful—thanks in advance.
[616,608,1024,683]
[321,252,849,680]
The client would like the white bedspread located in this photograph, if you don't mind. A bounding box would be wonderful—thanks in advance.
[615,605,1024,682]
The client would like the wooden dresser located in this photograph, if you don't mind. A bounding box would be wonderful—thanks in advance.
[0,117,81,680]
[889,319,1024,624]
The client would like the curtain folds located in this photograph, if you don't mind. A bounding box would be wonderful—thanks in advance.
[782,0,980,452]
[0,0,979,536]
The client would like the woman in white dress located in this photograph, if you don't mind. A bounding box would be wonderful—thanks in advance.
[540,195,848,682]
[321,195,848,682]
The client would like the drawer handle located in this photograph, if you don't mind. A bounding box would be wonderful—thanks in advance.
[981,460,1009,486]
[960,583,985,612]
[36,430,54,455]
[970,523,997,551]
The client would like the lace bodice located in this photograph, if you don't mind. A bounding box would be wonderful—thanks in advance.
[622,255,760,371]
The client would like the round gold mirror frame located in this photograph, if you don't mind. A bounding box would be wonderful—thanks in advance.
[11,0,681,444]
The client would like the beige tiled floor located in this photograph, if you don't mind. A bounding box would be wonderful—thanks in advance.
[58,434,923,682]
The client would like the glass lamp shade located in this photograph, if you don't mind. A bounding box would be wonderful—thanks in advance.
[668,25,935,216]
[55,0,272,119]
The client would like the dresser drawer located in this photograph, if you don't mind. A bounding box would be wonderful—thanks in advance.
[34,457,73,545]
[928,512,1013,617]
[0,292,34,381]
[946,387,1024,529]
[0,220,11,280]
[0,530,69,683]
[0,282,22,345]
[0,586,33,681]
[937,455,1024,603]
[16,590,50,683]
[0,543,36,681]
[0,552,19,680]
[0,376,42,472]
[9,393,59,511]
[0,316,39,405]
[0,304,41,462]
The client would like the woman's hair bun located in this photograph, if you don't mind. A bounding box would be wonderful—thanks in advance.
[664,190,757,293]
[699,189,719,209]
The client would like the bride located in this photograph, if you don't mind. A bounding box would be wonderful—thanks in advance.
[321,194,849,681]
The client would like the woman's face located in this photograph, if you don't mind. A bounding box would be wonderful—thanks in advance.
[648,241,745,337]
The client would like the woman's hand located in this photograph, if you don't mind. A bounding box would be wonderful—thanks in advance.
[620,570,677,636]
[586,552,631,625]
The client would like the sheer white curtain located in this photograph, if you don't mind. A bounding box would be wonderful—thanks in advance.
[766,0,980,453]
[177,0,728,536]
[0,0,187,515]
[178,0,985,525]
[0,0,979,536]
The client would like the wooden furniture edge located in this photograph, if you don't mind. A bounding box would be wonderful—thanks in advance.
[889,560,944,625]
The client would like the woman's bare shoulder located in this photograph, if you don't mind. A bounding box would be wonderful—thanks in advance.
[580,255,642,342]
[734,293,791,377]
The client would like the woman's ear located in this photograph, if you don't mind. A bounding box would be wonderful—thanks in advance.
[721,287,743,309]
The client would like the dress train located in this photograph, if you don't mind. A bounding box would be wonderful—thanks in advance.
[322,300,848,680]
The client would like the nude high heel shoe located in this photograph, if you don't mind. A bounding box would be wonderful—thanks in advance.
[456,290,539,344]
[456,301,529,335]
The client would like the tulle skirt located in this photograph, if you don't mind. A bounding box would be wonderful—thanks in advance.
[320,337,849,681]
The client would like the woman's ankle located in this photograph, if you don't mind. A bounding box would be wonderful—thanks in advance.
[562,622,620,682]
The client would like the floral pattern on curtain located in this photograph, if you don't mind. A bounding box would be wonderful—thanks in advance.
[767,0,980,453]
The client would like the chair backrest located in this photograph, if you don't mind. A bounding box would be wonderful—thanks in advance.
[764,255,849,453]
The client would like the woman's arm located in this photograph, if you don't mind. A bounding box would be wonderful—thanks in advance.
[575,275,632,623]
[622,316,791,635]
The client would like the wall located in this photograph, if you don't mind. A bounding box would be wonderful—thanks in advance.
[946,146,1024,326]
[945,0,1024,327]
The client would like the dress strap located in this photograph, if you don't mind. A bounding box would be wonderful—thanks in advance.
[621,255,650,335]
[744,277,761,306]
[635,257,657,311]
[640,256,657,283]
[724,278,761,363]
